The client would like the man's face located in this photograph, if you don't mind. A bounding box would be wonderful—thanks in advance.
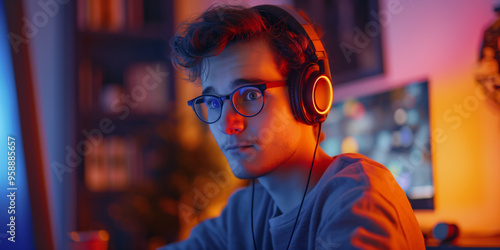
[202,39,308,179]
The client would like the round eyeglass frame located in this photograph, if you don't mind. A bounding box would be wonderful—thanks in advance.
[187,80,287,124]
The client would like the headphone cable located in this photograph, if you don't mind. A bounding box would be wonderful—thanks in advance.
[251,123,323,250]
[286,122,322,250]
[251,178,257,250]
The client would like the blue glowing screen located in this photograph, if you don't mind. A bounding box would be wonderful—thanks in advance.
[0,0,37,248]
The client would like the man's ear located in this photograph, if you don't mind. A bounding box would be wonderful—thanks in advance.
[312,123,325,142]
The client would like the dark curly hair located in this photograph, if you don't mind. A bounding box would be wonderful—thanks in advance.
[170,5,313,82]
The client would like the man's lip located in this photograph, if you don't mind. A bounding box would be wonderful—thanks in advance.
[224,144,254,151]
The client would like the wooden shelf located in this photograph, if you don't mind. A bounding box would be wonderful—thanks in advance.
[75,1,177,249]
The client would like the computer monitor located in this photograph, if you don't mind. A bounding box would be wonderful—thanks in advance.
[0,0,57,248]
[321,80,434,209]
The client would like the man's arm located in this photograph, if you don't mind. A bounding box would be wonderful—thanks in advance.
[315,186,425,250]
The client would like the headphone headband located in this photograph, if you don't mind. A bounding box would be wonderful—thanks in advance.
[252,5,331,79]
[252,4,334,124]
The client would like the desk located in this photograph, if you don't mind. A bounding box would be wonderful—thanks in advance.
[426,235,500,249]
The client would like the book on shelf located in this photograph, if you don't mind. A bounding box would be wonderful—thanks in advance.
[77,0,150,32]
[127,0,144,31]
[84,135,144,191]
[84,139,107,191]
[79,61,169,116]
[124,62,169,115]
[106,136,128,190]
[78,59,103,114]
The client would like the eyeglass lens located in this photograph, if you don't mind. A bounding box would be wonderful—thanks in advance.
[193,86,264,123]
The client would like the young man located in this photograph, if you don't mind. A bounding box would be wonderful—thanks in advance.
[161,4,425,250]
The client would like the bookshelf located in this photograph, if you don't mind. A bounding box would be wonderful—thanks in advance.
[75,0,178,249]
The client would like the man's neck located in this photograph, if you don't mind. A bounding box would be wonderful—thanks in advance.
[257,149,333,214]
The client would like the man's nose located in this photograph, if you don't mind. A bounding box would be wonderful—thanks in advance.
[218,102,245,134]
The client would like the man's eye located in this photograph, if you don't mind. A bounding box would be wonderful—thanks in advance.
[207,98,220,109]
[245,90,262,101]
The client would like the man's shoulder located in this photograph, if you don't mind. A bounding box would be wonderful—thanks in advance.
[330,153,386,171]
[325,153,392,186]
[318,153,416,222]
[316,153,425,249]
[319,153,405,204]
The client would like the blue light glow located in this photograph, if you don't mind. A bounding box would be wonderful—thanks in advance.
[0,1,36,248]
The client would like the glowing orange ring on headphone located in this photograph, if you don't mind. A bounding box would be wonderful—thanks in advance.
[312,75,333,115]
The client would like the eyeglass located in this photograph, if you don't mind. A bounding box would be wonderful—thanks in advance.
[187,80,287,124]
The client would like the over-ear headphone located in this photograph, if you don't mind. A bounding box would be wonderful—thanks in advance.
[252,5,334,125]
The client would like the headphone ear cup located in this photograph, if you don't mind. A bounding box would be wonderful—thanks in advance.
[289,64,334,124]
[303,64,333,123]
[288,67,307,123]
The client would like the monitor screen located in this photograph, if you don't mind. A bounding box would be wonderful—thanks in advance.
[0,0,37,248]
[321,80,434,209]
[1,0,57,248]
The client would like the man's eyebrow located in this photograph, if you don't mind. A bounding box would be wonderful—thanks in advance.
[232,78,264,87]
[202,86,215,95]
[202,78,265,95]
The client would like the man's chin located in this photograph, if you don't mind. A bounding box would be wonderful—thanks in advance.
[228,162,261,179]
[229,166,253,179]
